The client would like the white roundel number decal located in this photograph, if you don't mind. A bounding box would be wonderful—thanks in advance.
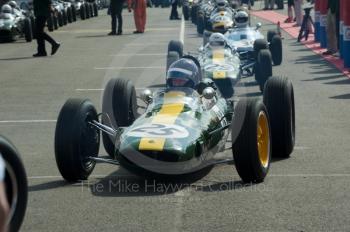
[127,124,189,138]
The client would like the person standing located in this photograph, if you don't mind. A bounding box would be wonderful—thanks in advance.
[128,0,147,33]
[285,0,295,22]
[264,0,275,10]
[170,0,180,20]
[33,0,60,57]
[294,0,303,26]
[323,0,339,55]
[109,0,124,35]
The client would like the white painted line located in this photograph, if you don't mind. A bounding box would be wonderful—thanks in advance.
[94,66,164,70]
[180,15,185,44]
[109,53,166,57]
[0,120,56,124]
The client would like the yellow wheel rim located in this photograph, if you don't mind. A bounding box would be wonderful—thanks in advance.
[257,111,270,168]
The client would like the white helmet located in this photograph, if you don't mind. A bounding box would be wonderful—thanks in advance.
[1,4,12,14]
[8,1,18,9]
[209,33,227,48]
[235,11,249,27]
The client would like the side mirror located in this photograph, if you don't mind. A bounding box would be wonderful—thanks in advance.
[203,87,216,100]
[256,23,262,30]
[140,89,153,104]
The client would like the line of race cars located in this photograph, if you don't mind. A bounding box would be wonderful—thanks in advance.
[53,0,295,185]
[0,0,103,43]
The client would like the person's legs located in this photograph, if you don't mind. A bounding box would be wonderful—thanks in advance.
[270,0,275,9]
[170,3,177,19]
[294,0,303,26]
[35,16,47,55]
[117,7,123,34]
[264,0,269,9]
[110,13,117,34]
[140,0,146,32]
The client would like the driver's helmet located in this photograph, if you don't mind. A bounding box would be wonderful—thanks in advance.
[215,0,227,8]
[235,10,249,27]
[8,1,18,9]
[209,32,227,48]
[1,4,12,14]
[167,58,200,89]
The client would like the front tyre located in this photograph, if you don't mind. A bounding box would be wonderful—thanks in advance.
[55,98,100,182]
[232,98,271,183]
[1,136,28,232]
[255,49,272,92]
[263,76,295,158]
[23,18,32,42]
[270,35,283,65]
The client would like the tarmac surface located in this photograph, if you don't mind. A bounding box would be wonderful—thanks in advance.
[1,5,350,232]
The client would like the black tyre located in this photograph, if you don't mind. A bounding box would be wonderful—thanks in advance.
[93,3,98,16]
[191,5,197,24]
[197,15,204,34]
[85,4,90,19]
[67,7,73,23]
[80,5,86,20]
[253,39,268,58]
[183,5,190,20]
[214,79,234,99]
[47,14,54,31]
[270,35,283,65]
[255,49,272,91]
[62,10,68,25]
[168,40,183,57]
[1,136,28,232]
[23,18,32,42]
[53,15,59,30]
[102,78,138,158]
[232,98,271,183]
[55,98,100,182]
[267,30,277,43]
[58,12,64,27]
[166,51,180,71]
[263,76,295,158]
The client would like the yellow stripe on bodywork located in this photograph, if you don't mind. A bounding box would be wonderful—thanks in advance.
[213,71,226,79]
[213,49,225,64]
[139,91,185,151]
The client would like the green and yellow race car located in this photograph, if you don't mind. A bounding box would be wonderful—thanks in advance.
[54,57,295,183]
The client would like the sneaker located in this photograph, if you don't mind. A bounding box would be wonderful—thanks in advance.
[51,43,60,55]
[33,53,47,57]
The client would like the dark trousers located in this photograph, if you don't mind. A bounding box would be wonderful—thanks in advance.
[111,7,123,33]
[170,2,178,19]
[35,15,56,54]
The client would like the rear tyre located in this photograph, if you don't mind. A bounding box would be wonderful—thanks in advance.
[55,98,100,182]
[168,40,183,57]
[93,3,99,16]
[267,30,277,43]
[23,18,32,42]
[255,49,272,92]
[85,4,90,19]
[166,51,180,71]
[102,78,138,158]
[270,35,283,65]
[67,7,73,23]
[80,5,86,20]
[72,7,77,21]
[53,15,59,30]
[58,12,64,27]
[263,76,295,158]
[253,39,268,58]
[232,98,271,183]
[62,10,68,25]
[1,136,28,232]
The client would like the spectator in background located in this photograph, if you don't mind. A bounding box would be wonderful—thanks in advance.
[285,0,295,23]
[323,0,339,55]
[170,0,180,20]
[108,0,124,35]
[294,0,303,26]
[0,155,9,232]
[264,0,275,10]
[128,0,147,33]
[33,0,60,57]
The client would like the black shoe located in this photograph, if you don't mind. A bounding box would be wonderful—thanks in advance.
[174,17,181,20]
[117,31,122,35]
[51,43,60,55]
[133,31,141,34]
[33,53,47,57]
[108,31,117,35]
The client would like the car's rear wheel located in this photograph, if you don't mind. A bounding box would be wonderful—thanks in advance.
[80,5,86,20]
[263,76,295,158]
[85,4,90,19]
[53,15,59,29]
[166,51,180,72]
[62,10,68,25]
[168,40,183,57]
[72,7,77,21]
[197,15,204,34]
[58,11,64,27]
[102,78,138,158]
[23,18,32,42]
[270,35,283,65]
[93,2,99,16]
[1,136,27,232]
[183,5,190,20]
[67,7,73,23]
[267,30,277,43]
[232,98,271,183]
[253,39,268,58]
[255,49,272,92]
[55,98,100,182]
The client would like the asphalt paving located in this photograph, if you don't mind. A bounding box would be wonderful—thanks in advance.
[1,5,350,232]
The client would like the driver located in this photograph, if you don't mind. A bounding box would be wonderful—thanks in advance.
[234,10,249,28]
[0,154,9,232]
[208,32,228,48]
[166,58,201,89]
[0,4,12,15]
